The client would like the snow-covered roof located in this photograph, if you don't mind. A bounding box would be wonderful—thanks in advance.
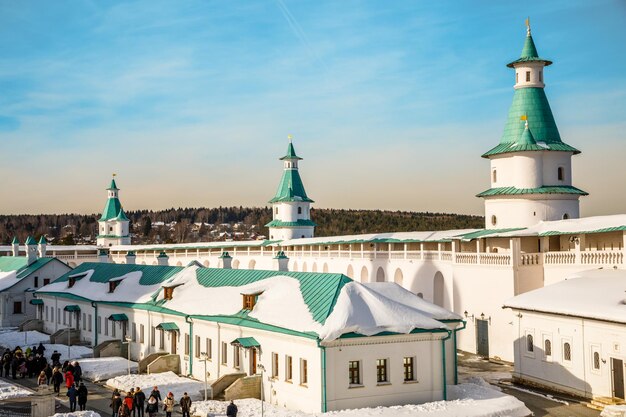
[38,262,462,342]
[279,229,480,246]
[503,269,626,324]
[110,240,269,252]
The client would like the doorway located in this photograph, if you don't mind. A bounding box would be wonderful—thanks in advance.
[476,319,489,358]
[612,358,625,399]
[170,332,177,355]
[249,348,257,376]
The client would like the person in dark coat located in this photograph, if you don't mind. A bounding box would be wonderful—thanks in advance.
[72,361,82,383]
[149,386,161,404]
[66,384,78,412]
[77,382,88,411]
[226,400,238,417]
[43,363,52,384]
[179,392,192,417]
[133,387,146,417]
[1,350,10,377]
[36,342,45,356]
[50,350,61,366]
[111,392,123,417]
[11,356,19,379]
[52,367,63,395]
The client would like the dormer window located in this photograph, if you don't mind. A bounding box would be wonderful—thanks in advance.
[68,277,76,288]
[109,279,122,293]
[67,272,87,289]
[164,287,174,300]
[242,293,262,310]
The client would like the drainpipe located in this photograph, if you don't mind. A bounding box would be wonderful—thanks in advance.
[317,340,327,413]
[185,316,193,376]
[441,329,452,401]
[217,323,221,378]
[453,321,467,385]
[91,302,98,348]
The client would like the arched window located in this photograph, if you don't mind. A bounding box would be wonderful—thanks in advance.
[593,352,600,370]
[557,167,564,181]
[526,334,534,352]
[275,207,278,215]
[491,215,497,226]
[562,213,569,220]
[492,170,497,183]
[563,342,572,361]
[526,71,531,82]
[544,339,552,356]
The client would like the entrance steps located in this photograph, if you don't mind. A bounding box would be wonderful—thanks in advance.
[585,396,625,411]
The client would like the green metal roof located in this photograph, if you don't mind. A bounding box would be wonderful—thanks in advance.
[157,322,179,331]
[194,268,351,325]
[99,196,127,221]
[157,252,168,258]
[456,228,526,241]
[0,257,58,292]
[11,237,19,244]
[30,299,43,305]
[265,219,317,228]
[107,179,119,190]
[64,305,81,312]
[517,122,537,145]
[114,209,130,221]
[268,168,313,203]
[0,257,29,272]
[280,142,302,161]
[231,337,260,348]
[108,313,128,321]
[539,226,626,237]
[477,185,588,198]
[52,262,183,286]
[483,88,580,158]
[38,236,47,244]
[25,236,37,245]
[507,33,552,67]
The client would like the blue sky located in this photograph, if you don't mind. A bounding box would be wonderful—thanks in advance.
[0,0,625,216]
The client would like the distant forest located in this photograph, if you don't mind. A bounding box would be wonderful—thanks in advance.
[0,207,484,245]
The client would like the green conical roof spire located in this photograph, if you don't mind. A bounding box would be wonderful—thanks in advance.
[507,20,552,67]
[11,237,19,245]
[516,119,537,145]
[38,236,47,244]
[100,177,128,221]
[25,236,37,245]
[107,178,119,190]
[280,135,302,160]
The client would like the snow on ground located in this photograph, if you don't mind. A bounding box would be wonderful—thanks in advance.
[0,379,32,400]
[191,380,530,417]
[601,405,626,417]
[78,357,138,382]
[51,412,101,417]
[41,344,93,361]
[106,371,204,400]
[0,330,50,350]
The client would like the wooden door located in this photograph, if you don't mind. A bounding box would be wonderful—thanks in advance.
[476,319,489,358]
[170,332,177,354]
[612,358,625,399]
[250,348,257,376]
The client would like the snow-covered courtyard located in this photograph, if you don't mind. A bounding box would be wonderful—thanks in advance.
[78,357,138,381]
[106,371,205,400]
[0,379,32,400]
[51,412,102,417]
[0,330,93,361]
[190,379,530,417]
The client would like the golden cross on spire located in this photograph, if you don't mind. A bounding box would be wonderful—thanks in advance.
[112,173,117,177]
[287,134,293,143]
[525,17,531,35]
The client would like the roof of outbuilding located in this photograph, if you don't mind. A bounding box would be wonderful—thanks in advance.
[51,262,183,286]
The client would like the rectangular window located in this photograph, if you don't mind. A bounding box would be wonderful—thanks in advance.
[88,314,92,332]
[377,358,388,383]
[104,319,109,336]
[34,276,39,288]
[159,329,165,349]
[82,313,86,330]
[539,71,543,82]
[403,357,415,382]
[195,336,201,358]
[526,71,531,82]
[234,346,240,369]
[184,333,190,355]
[97,316,102,335]
[51,307,54,323]
[300,359,308,385]
[13,301,22,314]
[57,308,60,324]
[285,355,293,382]
[111,321,116,337]
[132,323,137,342]
[516,72,519,83]
[45,306,49,321]
[69,312,72,327]
[206,338,212,360]
[348,361,361,385]
[272,353,279,378]
[140,324,145,344]
[221,342,228,365]
[63,310,67,325]
[43,278,50,286]
[151,326,156,347]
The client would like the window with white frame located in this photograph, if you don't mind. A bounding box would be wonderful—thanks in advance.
[82,313,86,330]
[542,335,552,361]
[562,339,572,364]
[195,336,201,358]
[151,326,156,347]
[88,314,92,332]
[285,355,293,382]
[591,345,601,373]
[132,323,137,342]
[234,345,240,369]
[104,319,109,336]
[348,360,361,385]
[45,306,49,321]
[300,359,308,386]
[206,338,212,360]
[140,324,144,344]
[271,353,279,378]
[159,329,165,349]
[97,316,102,335]
[525,332,535,357]
[221,342,228,365]
[403,356,416,382]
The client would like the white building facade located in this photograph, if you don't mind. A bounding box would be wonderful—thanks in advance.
[97,178,131,247]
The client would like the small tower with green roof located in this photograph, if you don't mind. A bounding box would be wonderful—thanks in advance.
[97,176,131,247]
[266,136,316,240]
[478,21,587,229]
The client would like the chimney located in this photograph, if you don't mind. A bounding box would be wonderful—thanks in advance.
[273,251,289,272]
[126,251,136,265]
[25,236,38,265]
[98,249,109,263]
[157,251,169,266]
[38,236,47,258]
[11,237,19,257]
[218,251,232,269]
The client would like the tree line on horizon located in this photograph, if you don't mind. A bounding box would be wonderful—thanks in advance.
[0,207,484,245]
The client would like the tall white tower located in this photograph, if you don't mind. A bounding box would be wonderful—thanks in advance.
[479,21,587,229]
[266,137,316,240]
[97,177,131,247]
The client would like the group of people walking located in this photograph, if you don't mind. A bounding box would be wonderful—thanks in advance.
[110,386,195,417]
[1,343,49,379]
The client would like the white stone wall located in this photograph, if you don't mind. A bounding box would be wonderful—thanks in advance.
[510,309,626,399]
[513,62,545,89]
[485,196,580,229]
